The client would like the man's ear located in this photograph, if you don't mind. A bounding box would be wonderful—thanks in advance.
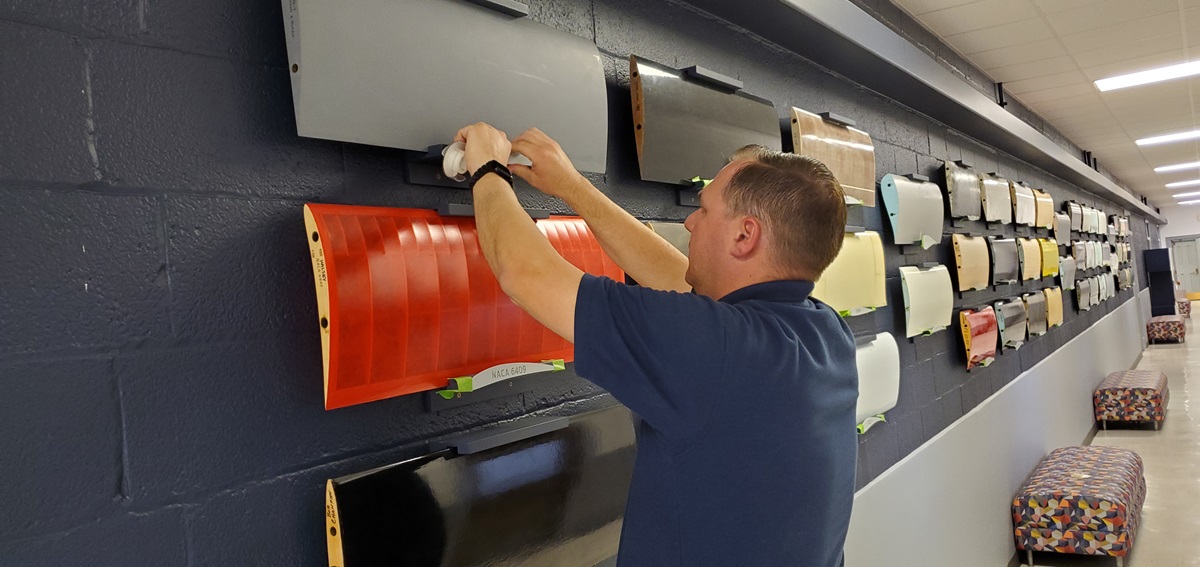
[730,216,763,260]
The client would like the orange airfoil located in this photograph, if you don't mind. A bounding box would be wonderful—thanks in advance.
[303,204,624,409]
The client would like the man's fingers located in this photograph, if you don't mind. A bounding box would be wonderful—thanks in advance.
[509,164,533,179]
[510,139,539,160]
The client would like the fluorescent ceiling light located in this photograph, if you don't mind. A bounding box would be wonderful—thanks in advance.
[1174,191,1200,198]
[1095,60,1200,92]
[1137,130,1200,146]
[1178,199,1200,206]
[1155,161,1200,173]
[1167,179,1200,188]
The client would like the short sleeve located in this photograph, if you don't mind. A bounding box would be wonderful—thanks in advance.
[574,274,734,442]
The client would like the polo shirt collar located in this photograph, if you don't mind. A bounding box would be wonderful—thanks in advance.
[717,279,815,304]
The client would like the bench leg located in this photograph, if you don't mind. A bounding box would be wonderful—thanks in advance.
[1117,557,1124,567]
[1103,420,1107,431]
[1026,549,1033,566]
[1156,420,1162,431]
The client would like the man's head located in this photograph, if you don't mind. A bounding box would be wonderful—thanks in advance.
[683,145,846,298]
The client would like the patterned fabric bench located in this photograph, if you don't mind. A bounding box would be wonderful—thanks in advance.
[1095,370,1169,430]
[1178,300,1192,317]
[1013,446,1146,567]
[1147,315,1186,344]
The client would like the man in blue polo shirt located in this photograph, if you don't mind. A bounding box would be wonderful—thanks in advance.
[454,122,857,567]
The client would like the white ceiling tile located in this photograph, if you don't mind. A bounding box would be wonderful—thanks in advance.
[918,0,1039,37]
[1183,7,1200,37]
[1083,52,1193,83]
[971,38,1066,69]
[1030,0,1106,14]
[941,18,1053,53]
[1026,91,1104,110]
[1071,34,1183,71]
[1010,82,1097,104]
[988,55,1077,82]
[891,0,980,17]
[1003,70,1089,94]
[1043,0,1176,36]
[1059,12,1181,53]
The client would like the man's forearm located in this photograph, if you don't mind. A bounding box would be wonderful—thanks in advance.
[472,174,582,341]
[561,177,690,292]
[473,175,557,289]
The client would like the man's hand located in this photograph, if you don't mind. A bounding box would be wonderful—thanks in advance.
[510,128,589,201]
[455,122,512,175]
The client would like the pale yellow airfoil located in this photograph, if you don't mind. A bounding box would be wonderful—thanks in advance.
[812,231,887,316]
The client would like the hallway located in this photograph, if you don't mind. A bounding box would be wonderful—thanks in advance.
[1030,308,1200,566]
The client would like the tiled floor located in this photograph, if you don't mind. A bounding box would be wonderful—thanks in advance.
[1027,309,1199,566]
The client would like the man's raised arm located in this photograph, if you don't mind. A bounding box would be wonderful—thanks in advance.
[510,128,691,293]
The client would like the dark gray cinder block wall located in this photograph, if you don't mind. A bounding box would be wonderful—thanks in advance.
[0,0,1159,564]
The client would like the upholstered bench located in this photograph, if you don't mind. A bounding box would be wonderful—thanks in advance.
[1095,370,1169,431]
[1147,315,1186,343]
[1013,446,1146,567]
[1178,299,1192,317]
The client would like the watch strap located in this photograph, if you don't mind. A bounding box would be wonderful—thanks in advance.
[469,160,514,188]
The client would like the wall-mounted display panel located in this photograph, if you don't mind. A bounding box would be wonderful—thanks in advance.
[1018,238,1040,282]
[988,237,1020,285]
[812,231,887,316]
[855,332,900,432]
[791,107,875,206]
[1086,208,1102,234]
[900,265,954,338]
[959,306,998,370]
[1067,202,1083,232]
[1072,242,1087,269]
[952,234,990,291]
[282,0,608,173]
[644,222,690,256]
[304,204,624,409]
[325,405,634,567]
[880,174,943,249]
[981,173,1012,224]
[1044,287,1063,329]
[1059,256,1077,290]
[1023,292,1048,337]
[1032,189,1054,230]
[1089,276,1101,305]
[1098,275,1109,302]
[943,160,982,220]
[1053,213,1070,246]
[994,298,1027,350]
[1077,278,1092,311]
[631,55,779,185]
[1011,182,1036,227]
[1038,239,1059,278]
[1080,206,1094,234]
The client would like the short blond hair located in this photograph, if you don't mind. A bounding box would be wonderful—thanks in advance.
[723,145,847,279]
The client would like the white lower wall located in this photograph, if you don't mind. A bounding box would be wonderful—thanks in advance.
[845,289,1149,567]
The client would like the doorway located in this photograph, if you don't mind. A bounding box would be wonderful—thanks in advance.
[1171,237,1200,296]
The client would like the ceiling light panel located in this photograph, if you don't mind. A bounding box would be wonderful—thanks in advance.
[1156,161,1200,173]
[1096,60,1200,91]
[1165,179,1200,188]
[1136,130,1200,146]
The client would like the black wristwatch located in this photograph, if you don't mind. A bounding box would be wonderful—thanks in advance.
[469,160,514,189]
